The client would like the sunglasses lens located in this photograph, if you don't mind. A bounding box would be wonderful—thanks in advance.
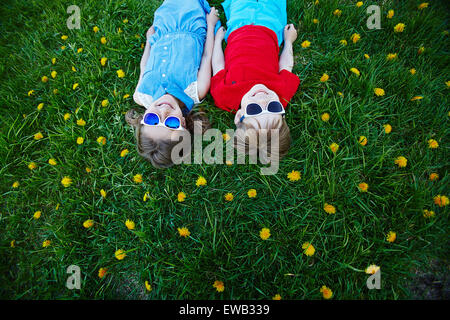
[267,101,283,113]
[164,116,181,129]
[246,103,263,115]
[143,113,159,125]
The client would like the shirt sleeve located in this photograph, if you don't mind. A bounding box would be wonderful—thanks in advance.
[277,69,300,107]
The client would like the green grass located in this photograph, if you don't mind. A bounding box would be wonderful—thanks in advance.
[0,0,449,299]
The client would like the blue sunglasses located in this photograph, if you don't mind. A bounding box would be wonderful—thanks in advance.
[140,112,184,130]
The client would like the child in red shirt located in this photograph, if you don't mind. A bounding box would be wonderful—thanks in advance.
[211,0,299,161]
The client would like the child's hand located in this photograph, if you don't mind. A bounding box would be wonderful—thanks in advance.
[207,7,220,26]
[215,26,226,42]
[284,24,297,44]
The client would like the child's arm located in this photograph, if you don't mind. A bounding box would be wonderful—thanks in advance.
[279,24,297,72]
[133,26,155,106]
[197,7,219,101]
[212,26,225,76]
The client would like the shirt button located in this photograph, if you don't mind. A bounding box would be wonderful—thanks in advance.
[164,46,167,50]
[162,59,166,63]
[166,35,169,38]
[162,74,166,77]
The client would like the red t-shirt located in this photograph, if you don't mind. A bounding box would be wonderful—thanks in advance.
[211,25,300,112]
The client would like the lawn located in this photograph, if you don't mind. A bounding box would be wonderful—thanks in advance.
[0,0,448,300]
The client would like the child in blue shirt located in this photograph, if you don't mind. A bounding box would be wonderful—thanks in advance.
[126,0,219,168]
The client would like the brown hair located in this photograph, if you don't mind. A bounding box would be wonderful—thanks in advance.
[234,117,291,163]
[125,108,210,168]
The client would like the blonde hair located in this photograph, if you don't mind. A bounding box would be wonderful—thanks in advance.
[125,108,210,168]
[234,117,291,162]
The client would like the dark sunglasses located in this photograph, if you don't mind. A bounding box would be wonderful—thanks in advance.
[239,101,285,122]
[140,112,183,130]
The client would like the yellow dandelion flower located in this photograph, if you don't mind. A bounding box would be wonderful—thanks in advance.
[83,219,94,228]
[394,23,405,33]
[394,156,407,168]
[61,45,66,50]
[428,139,438,149]
[247,189,257,198]
[320,73,329,82]
[143,191,150,202]
[117,69,125,78]
[224,193,234,201]
[358,136,368,146]
[133,174,143,183]
[260,228,271,240]
[387,53,398,60]
[63,113,71,121]
[364,53,370,59]
[302,242,315,256]
[97,136,106,145]
[365,264,380,274]
[313,19,319,24]
[301,40,311,48]
[433,195,449,207]
[410,68,416,75]
[28,90,35,96]
[48,158,57,166]
[337,91,344,97]
[384,124,392,133]
[145,281,152,292]
[333,9,342,17]
[28,162,37,170]
[123,94,130,99]
[350,68,360,76]
[93,26,99,33]
[196,176,207,186]
[85,167,92,173]
[53,88,59,95]
[100,57,108,67]
[12,181,20,188]
[115,249,126,260]
[225,160,233,166]
[72,66,77,72]
[37,103,44,111]
[324,203,336,214]
[321,112,330,122]
[387,10,394,19]
[10,240,15,248]
[339,39,347,46]
[356,1,363,7]
[101,99,109,107]
[418,3,429,10]
[42,240,51,248]
[34,132,44,140]
[61,35,68,40]
[177,192,186,202]
[33,211,41,219]
[125,219,135,230]
[76,137,84,145]
[123,18,128,23]
[351,33,361,43]
[120,149,129,157]
[77,118,87,126]
[98,267,107,278]
[178,227,190,238]
[101,37,107,44]
[358,182,369,192]
[410,96,423,101]
[446,80,450,88]
[77,48,83,54]
[423,209,435,218]
[213,280,224,292]
[61,176,72,187]
[51,57,56,64]
[223,133,231,141]
[72,83,79,90]
[118,27,123,34]
[272,294,282,300]
[429,173,439,181]
[386,231,396,243]
[41,75,49,83]
[320,285,333,299]
[374,88,385,96]
[329,142,339,153]
[100,189,107,198]
[287,170,301,181]
[418,46,425,54]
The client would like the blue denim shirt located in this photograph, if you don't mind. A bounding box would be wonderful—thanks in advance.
[222,0,287,47]
[137,0,211,114]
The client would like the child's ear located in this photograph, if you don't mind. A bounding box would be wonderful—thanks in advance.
[234,108,244,125]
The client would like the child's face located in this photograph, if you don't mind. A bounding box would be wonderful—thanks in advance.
[234,84,283,128]
[141,94,186,141]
